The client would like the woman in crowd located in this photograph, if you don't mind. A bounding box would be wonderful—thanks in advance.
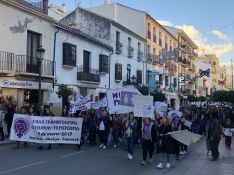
[62,106,69,117]
[98,109,110,149]
[171,113,181,160]
[157,116,173,169]
[141,118,157,166]
[87,109,98,146]
[180,116,189,155]
[38,105,54,150]
[125,112,137,160]
[223,118,233,149]
[112,114,122,148]
[208,111,221,161]
[0,105,5,141]
[154,113,162,153]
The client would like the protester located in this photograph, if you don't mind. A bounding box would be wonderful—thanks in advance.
[62,106,69,117]
[141,118,157,166]
[0,105,5,141]
[157,116,173,169]
[112,114,122,148]
[153,113,162,153]
[171,113,181,160]
[180,116,189,155]
[38,105,55,150]
[209,111,222,161]
[98,109,110,149]
[87,109,98,146]
[5,103,15,137]
[223,118,233,149]
[125,112,137,160]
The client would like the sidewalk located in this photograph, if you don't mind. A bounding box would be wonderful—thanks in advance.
[0,138,15,146]
[165,137,234,175]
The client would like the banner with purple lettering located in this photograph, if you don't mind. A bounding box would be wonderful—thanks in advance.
[10,114,83,144]
[107,87,142,114]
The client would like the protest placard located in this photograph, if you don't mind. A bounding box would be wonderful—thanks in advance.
[10,114,83,144]
[133,96,154,118]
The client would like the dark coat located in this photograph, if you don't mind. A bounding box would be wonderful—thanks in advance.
[98,116,110,133]
[159,124,173,154]
[209,118,221,141]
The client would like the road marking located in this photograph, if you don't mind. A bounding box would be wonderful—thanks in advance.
[0,161,46,174]
[60,151,85,158]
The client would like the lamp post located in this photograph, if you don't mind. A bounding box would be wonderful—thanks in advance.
[37,46,45,111]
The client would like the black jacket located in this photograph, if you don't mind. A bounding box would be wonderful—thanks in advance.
[159,124,173,154]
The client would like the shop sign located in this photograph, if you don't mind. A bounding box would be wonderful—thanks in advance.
[0,79,51,90]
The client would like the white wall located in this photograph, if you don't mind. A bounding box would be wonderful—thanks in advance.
[0,2,53,59]
[49,27,111,104]
[109,24,146,88]
[89,3,146,38]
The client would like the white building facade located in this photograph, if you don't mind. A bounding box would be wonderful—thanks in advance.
[0,0,54,110]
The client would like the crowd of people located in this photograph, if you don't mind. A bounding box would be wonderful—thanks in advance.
[1,98,234,168]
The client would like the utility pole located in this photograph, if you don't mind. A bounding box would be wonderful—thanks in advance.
[232,59,233,91]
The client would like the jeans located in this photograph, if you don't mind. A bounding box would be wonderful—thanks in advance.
[99,130,108,146]
[0,127,4,140]
[113,128,120,145]
[142,139,155,161]
[159,153,170,164]
[210,138,220,159]
[225,136,232,148]
[127,137,134,155]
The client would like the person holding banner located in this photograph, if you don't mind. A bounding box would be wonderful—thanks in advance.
[141,118,157,166]
[157,116,173,169]
[38,105,55,150]
[0,106,5,141]
[98,110,110,149]
[87,109,98,146]
[112,114,122,148]
[125,112,138,160]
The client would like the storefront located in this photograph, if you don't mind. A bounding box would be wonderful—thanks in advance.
[0,79,52,111]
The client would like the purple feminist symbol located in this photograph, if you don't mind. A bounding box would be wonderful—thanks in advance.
[14,118,30,138]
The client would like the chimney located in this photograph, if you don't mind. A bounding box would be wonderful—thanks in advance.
[104,0,110,5]
[43,0,48,15]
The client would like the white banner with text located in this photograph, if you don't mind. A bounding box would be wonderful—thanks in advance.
[10,114,83,144]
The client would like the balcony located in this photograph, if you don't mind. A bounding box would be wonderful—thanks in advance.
[0,51,53,76]
[77,67,100,83]
[148,31,151,39]
[147,53,153,63]
[128,46,134,58]
[152,55,163,65]
[14,0,48,15]
[137,51,143,61]
[153,35,157,43]
[115,42,123,54]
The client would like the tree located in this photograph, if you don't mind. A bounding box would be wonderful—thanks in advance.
[56,84,73,107]
[137,85,149,95]
[150,91,166,102]
[188,95,197,102]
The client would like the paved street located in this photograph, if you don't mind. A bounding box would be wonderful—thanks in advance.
[0,138,234,175]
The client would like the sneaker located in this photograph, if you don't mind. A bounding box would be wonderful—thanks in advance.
[128,154,133,160]
[103,145,106,149]
[99,144,104,148]
[156,163,163,169]
[148,158,153,163]
[180,151,184,155]
[127,153,130,159]
[183,151,187,154]
[113,144,117,148]
[166,163,171,168]
[141,160,146,166]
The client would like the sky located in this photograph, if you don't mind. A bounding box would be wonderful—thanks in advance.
[49,0,234,66]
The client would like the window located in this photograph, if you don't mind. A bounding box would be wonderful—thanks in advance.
[27,31,41,73]
[115,64,122,81]
[116,31,120,43]
[116,31,122,54]
[159,32,162,46]
[138,42,141,51]
[170,40,172,51]
[128,37,132,47]
[165,36,168,50]
[63,43,77,66]
[153,27,156,42]
[159,74,163,85]
[83,50,90,73]
[80,87,87,97]
[136,70,142,84]
[148,23,151,39]
[99,54,108,73]
[153,48,156,55]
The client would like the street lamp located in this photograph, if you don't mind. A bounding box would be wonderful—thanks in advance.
[131,75,137,85]
[37,46,45,111]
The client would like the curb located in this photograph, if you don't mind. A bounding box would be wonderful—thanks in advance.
[0,141,15,146]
